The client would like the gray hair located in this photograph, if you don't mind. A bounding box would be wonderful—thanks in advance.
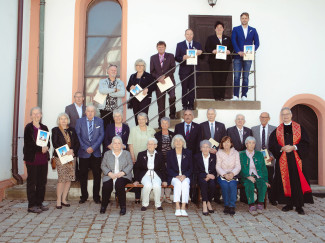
[113,109,123,118]
[147,137,158,145]
[112,136,123,144]
[183,109,194,116]
[134,59,146,71]
[171,135,187,149]
[245,136,256,144]
[30,107,42,116]
[281,107,292,114]
[160,117,170,125]
[235,114,245,120]
[137,112,148,119]
[200,140,212,148]
[86,104,96,112]
[206,108,216,115]
[56,112,70,126]
[74,91,83,97]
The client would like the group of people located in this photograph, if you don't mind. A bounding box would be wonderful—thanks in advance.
[97,12,259,129]
[23,97,313,216]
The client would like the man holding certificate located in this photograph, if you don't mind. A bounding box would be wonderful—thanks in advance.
[175,29,203,110]
[150,41,177,127]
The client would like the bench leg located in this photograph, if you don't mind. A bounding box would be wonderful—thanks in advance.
[196,187,201,208]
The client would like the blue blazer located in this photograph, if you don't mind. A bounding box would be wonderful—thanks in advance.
[231,25,260,59]
[175,40,203,75]
[166,149,193,184]
[75,116,104,158]
[103,123,129,153]
[193,153,217,180]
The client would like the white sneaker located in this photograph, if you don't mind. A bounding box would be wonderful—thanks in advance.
[181,210,188,217]
[241,96,247,101]
[175,209,182,216]
[231,96,239,101]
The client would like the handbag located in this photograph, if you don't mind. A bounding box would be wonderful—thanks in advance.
[51,157,56,170]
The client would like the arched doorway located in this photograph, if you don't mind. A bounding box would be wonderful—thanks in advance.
[291,104,318,184]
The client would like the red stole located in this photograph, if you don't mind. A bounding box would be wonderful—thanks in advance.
[276,121,311,197]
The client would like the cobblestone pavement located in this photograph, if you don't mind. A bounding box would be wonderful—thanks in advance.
[0,197,325,243]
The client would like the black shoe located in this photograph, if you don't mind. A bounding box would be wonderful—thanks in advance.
[157,206,163,210]
[40,205,49,211]
[135,200,140,204]
[120,207,126,215]
[100,206,107,214]
[223,206,230,214]
[61,202,70,207]
[214,198,222,204]
[94,199,101,204]
[282,205,293,212]
[141,206,147,211]
[296,207,305,215]
[28,206,42,213]
[79,199,87,204]
[202,211,209,216]
[182,106,187,111]
[56,206,62,209]
[229,207,236,215]
[188,106,194,110]
[270,201,278,206]
[208,209,214,214]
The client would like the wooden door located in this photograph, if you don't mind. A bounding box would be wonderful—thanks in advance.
[189,15,233,99]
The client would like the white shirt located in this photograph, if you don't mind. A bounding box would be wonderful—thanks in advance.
[202,153,210,174]
[242,26,248,39]
[218,38,222,44]
[74,103,83,118]
[260,124,269,147]
[146,150,157,178]
[177,154,182,176]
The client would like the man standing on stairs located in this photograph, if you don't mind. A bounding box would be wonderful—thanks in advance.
[150,41,177,128]
[175,29,203,110]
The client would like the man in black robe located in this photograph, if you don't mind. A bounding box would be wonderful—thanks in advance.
[269,107,313,215]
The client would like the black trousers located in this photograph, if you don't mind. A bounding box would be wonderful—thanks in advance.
[102,178,130,207]
[209,61,230,99]
[132,97,151,125]
[267,165,275,203]
[100,110,114,130]
[156,86,176,126]
[198,177,216,202]
[26,163,48,208]
[79,155,102,201]
[180,73,195,108]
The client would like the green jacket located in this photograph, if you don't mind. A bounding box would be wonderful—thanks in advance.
[239,150,268,183]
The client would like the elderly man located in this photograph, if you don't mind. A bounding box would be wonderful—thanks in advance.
[65,92,86,128]
[75,105,104,204]
[251,112,277,205]
[150,41,177,127]
[227,114,252,152]
[98,64,126,129]
[269,107,313,214]
[175,29,203,110]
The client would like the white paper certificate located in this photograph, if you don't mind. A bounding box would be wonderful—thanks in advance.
[243,45,255,60]
[186,49,197,65]
[261,149,271,165]
[36,130,49,147]
[93,90,107,104]
[56,144,74,165]
[215,45,227,60]
[131,84,147,102]
[157,77,174,93]
[209,138,220,149]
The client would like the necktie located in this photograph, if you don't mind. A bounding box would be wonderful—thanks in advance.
[88,120,93,141]
[210,123,214,139]
[262,126,266,149]
[185,124,190,140]
[239,129,243,143]
[189,42,192,49]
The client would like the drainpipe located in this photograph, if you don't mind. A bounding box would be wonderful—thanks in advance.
[12,0,24,185]
[37,0,45,107]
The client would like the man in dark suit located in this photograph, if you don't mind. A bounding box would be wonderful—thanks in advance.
[65,91,86,128]
[200,108,226,154]
[227,114,252,152]
[150,41,177,127]
[75,105,104,204]
[175,29,203,110]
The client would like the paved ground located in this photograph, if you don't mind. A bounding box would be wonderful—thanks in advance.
[0,196,325,243]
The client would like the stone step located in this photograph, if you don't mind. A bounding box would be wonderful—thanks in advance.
[195,100,261,110]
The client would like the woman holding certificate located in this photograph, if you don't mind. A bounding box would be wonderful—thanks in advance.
[52,113,80,209]
[205,21,233,101]
[23,107,50,213]
[126,59,155,125]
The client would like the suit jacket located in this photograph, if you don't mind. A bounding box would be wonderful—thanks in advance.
[174,122,201,155]
[75,116,104,158]
[231,25,260,59]
[194,153,217,179]
[51,127,80,157]
[134,150,167,183]
[150,52,176,84]
[205,34,233,63]
[239,150,268,183]
[175,40,203,75]
[154,130,175,153]
[200,121,226,145]
[65,103,86,128]
[226,126,252,152]
[101,150,133,182]
[166,149,192,184]
[103,123,130,153]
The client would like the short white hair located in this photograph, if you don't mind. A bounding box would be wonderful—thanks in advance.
[160,117,170,125]
[112,136,123,144]
[281,107,292,114]
[147,137,158,145]
[171,135,187,149]
[137,112,148,119]
[134,59,146,71]
[30,107,42,116]
[245,136,256,144]
[200,140,212,148]
[56,113,70,126]
[235,114,245,120]
[206,108,216,115]
[113,109,123,118]
[86,105,96,112]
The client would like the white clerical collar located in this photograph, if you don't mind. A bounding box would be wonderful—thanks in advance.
[284,122,292,126]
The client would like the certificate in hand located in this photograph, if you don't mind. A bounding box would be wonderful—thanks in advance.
[93,90,107,104]
[36,130,49,147]
[157,77,174,93]
[56,144,74,165]
[243,45,255,60]
[261,149,271,165]
[215,45,227,60]
[131,84,147,102]
[186,49,197,65]
[209,138,219,150]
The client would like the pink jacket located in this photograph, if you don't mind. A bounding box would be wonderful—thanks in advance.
[216,148,241,176]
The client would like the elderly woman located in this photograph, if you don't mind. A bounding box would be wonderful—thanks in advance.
[103,109,129,153]
[216,136,241,215]
[128,112,156,203]
[52,113,80,209]
[23,107,50,213]
[133,138,167,211]
[194,140,217,216]
[126,59,156,125]
[154,117,175,203]
[167,135,192,217]
[240,136,269,215]
[100,136,133,215]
